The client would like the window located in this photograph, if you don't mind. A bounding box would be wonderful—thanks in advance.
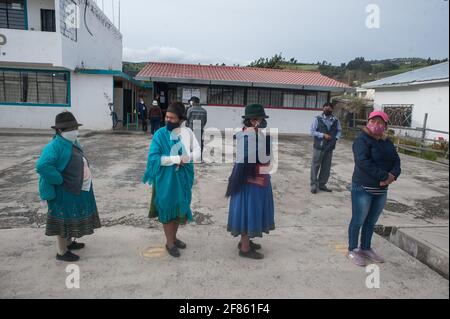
[382,104,413,127]
[0,69,70,105]
[270,90,283,107]
[247,89,258,105]
[293,94,306,108]
[207,86,245,105]
[317,92,329,108]
[233,88,245,105]
[0,0,26,30]
[41,9,55,32]
[305,93,317,109]
[259,89,271,106]
[208,87,223,104]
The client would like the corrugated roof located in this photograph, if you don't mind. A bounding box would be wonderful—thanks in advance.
[136,62,351,92]
[363,62,449,89]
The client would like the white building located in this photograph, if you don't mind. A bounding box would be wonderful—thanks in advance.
[137,62,351,134]
[0,0,151,130]
[363,62,449,139]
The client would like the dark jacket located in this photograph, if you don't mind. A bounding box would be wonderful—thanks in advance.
[352,128,401,188]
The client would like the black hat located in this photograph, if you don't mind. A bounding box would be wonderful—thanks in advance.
[51,111,82,130]
[189,96,200,104]
[167,102,187,120]
[242,104,269,119]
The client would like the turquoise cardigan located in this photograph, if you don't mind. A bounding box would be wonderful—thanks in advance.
[36,135,80,201]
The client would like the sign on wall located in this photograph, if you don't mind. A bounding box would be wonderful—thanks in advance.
[182,88,201,103]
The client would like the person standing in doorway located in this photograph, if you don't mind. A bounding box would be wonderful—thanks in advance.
[186,96,207,161]
[149,100,163,136]
[310,102,342,194]
[143,102,201,258]
[36,112,101,262]
[138,97,148,132]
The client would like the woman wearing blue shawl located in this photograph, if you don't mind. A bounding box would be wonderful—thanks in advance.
[226,104,275,260]
[143,102,201,258]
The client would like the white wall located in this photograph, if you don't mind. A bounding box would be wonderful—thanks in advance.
[204,105,321,134]
[373,82,449,139]
[27,0,56,31]
[0,28,62,66]
[58,0,122,71]
[0,72,113,130]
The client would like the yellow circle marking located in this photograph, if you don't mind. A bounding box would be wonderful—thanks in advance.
[141,247,166,258]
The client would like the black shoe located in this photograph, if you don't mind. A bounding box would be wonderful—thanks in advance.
[239,249,264,260]
[166,245,181,258]
[311,187,318,194]
[67,241,85,251]
[319,186,333,192]
[238,241,262,251]
[56,251,80,262]
[174,239,187,249]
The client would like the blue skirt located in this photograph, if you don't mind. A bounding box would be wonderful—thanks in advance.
[46,185,101,238]
[227,181,275,238]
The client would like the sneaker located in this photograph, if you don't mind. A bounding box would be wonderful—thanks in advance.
[346,249,366,267]
[360,249,385,264]
[166,245,181,258]
[67,241,85,251]
[174,239,187,250]
[56,251,80,262]
[239,249,264,260]
[238,241,262,251]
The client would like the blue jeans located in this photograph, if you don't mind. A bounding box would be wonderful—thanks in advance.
[348,183,387,251]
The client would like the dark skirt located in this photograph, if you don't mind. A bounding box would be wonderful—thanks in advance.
[46,185,101,238]
[148,185,191,225]
[227,181,275,238]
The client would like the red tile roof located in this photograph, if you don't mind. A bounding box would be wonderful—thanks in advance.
[137,62,350,90]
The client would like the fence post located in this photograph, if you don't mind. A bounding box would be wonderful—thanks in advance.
[420,113,428,158]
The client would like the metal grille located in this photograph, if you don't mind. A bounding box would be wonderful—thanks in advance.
[382,104,413,127]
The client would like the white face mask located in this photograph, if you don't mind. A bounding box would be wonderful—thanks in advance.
[190,101,194,106]
[61,130,79,143]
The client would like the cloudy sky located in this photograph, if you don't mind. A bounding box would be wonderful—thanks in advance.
[98,0,449,65]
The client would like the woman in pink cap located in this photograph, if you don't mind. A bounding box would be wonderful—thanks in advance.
[346,111,401,266]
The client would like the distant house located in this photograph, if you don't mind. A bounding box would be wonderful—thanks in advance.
[363,62,449,139]
[136,62,351,133]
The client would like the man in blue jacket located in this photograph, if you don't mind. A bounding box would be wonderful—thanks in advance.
[310,102,342,194]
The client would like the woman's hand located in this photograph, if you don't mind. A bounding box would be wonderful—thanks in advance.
[380,173,396,187]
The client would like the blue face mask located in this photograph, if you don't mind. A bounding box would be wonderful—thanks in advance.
[166,122,180,131]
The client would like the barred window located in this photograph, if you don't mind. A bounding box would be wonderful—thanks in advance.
[0,69,70,105]
[247,88,258,105]
[305,93,318,109]
[233,88,245,105]
[317,92,329,108]
[0,0,26,29]
[208,86,246,105]
[208,87,223,104]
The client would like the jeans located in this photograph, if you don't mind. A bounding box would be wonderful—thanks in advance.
[310,148,334,189]
[348,183,387,251]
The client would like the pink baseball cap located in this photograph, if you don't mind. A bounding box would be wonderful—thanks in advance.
[368,111,389,123]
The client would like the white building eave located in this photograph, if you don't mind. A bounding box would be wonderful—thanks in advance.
[363,78,449,89]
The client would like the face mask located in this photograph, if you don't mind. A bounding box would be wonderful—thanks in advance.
[61,130,79,143]
[190,101,194,106]
[259,119,268,129]
[367,122,386,135]
[166,122,180,131]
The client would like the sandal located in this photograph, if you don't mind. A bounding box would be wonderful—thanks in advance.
[238,240,262,251]
[239,249,264,260]
[174,239,187,249]
[166,245,180,258]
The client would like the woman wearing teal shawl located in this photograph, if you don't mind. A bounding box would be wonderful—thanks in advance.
[143,102,201,258]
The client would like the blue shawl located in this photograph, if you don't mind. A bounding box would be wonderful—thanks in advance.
[143,127,195,220]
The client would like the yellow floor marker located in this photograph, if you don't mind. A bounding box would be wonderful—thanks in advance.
[140,247,166,258]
